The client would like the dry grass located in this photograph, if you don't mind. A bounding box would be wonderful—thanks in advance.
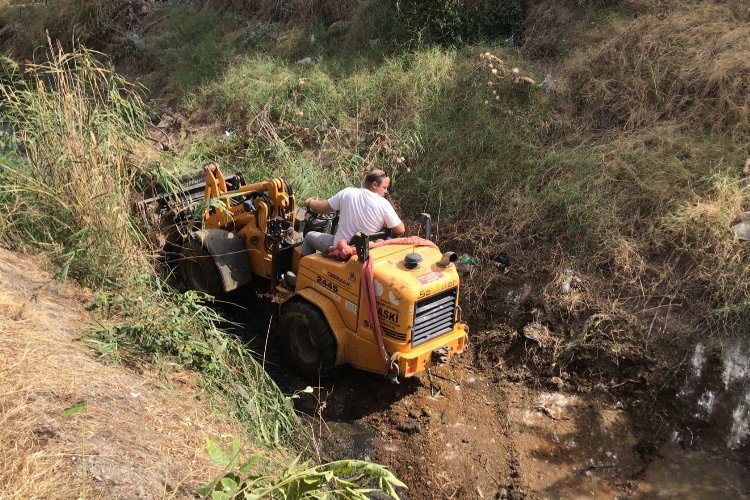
[0,247,244,498]
[201,0,361,23]
[567,1,750,134]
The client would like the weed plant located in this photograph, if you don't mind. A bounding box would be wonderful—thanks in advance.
[200,438,405,499]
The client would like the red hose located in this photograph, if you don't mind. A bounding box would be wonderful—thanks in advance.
[362,258,389,373]
[339,237,439,375]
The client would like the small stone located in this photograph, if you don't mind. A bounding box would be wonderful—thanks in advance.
[396,420,420,433]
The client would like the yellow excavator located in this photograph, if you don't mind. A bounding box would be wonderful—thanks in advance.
[139,163,467,383]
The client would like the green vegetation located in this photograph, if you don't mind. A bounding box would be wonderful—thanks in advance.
[0,44,150,286]
[396,0,524,46]
[131,0,748,344]
[201,438,405,499]
[1,0,749,493]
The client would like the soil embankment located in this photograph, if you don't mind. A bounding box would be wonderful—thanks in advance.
[0,248,239,498]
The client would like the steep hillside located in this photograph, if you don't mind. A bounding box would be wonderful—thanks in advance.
[0,248,240,498]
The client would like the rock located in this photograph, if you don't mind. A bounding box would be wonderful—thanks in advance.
[538,73,555,92]
[296,57,313,65]
[522,322,550,347]
[731,218,750,241]
[396,420,420,433]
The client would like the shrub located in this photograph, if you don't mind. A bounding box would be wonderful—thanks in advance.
[396,0,524,46]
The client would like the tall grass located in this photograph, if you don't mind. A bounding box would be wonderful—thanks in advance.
[0,41,150,286]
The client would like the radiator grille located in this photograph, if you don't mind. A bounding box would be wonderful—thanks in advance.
[412,288,457,347]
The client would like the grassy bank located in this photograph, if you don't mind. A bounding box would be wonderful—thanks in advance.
[116,0,749,365]
[1,0,748,479]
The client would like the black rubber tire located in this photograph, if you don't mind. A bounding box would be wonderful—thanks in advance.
[178,239,224,296]
[278,299,339,380]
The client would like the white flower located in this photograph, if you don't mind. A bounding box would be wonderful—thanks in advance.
[491,68,498,75]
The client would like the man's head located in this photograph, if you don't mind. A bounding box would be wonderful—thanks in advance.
[363,169,390,197]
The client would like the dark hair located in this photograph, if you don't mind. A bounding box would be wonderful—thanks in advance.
[364,171,388,186]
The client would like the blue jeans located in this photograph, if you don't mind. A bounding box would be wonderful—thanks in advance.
[300,231,335,257]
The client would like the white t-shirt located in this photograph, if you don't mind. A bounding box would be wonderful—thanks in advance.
[328,187,402,244]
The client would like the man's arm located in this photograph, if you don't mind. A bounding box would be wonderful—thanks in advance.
[304,197,334,214]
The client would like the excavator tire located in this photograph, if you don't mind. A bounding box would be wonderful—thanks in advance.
[278,299,339,380]
[179,239,224,296]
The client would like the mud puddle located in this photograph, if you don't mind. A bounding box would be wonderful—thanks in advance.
[638,443,750,499]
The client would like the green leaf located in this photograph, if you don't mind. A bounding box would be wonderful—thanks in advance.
[207,438,230,466]
[61,400,87,416]
[219,477,239,495]
[197,481,218,497]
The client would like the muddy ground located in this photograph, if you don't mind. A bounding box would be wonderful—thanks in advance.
[225,293,750,500]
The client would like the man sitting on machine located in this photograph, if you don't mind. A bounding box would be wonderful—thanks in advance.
[300,169,406,257]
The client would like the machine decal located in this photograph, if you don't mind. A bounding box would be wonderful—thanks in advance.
[374,279,384,297]
[378,306,399,324]
[375,301,401,327]
[388,290,401,306]
[326,271,352,288]
[345,300,358,314]
[316,275,339,293]
[417,271,444,285]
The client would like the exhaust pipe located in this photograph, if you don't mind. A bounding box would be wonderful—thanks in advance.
[437,251,457,268]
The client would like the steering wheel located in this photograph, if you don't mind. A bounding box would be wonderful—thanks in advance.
[299,206,337,235]
[303,206,336,224]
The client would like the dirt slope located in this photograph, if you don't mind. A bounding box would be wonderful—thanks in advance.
[0,248,239,498]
